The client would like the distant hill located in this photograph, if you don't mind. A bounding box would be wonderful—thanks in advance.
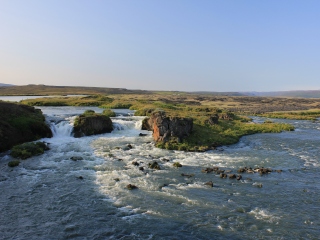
[246,90,320,98]
[0,83,14,87]
[190,91,246,96]
[0,84,150,95]
[1,84,320,98]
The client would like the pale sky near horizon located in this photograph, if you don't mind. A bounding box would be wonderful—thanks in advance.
[1,0,319,92]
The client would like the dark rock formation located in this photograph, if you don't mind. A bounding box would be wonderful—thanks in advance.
[126,184,138,190]
[141,111,193,143]
[204,181,214,187]
[132,161,139,166]
[181,173,194,178]
[219,112,234,121]
[148,161,161,170]
[173,162,182,167]
[220,173,227,178]
[70,156,83,161]
[228,174,237,179]
[206,114,219,125]
[73,112,113,137]
[0,101,52,152]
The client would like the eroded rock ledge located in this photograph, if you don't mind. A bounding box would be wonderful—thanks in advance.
[142,111,193,143]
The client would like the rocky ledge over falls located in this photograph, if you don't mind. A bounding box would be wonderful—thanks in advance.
[73,110,113,137]
[0,101,52,152]
[142,111,193,143]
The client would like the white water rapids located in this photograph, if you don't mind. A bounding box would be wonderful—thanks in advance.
[0,107,319,239]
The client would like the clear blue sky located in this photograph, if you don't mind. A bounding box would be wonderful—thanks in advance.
[1,0,319,92]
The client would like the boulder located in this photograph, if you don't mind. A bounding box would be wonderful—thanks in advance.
[142,111,193,143]
[126,184,138,190]
[73,112,113,137]
[228,174,237,179]
[204,181,214,187]
[206,114,219,125]
[148,161,161,170]
[0,101,52,152]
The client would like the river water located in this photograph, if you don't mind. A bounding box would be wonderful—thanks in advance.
[0,107,319,239]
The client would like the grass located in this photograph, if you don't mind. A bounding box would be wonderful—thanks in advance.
[155,120,294,151]
[8,160,20,167]
[257,110,320,120]
[21,95,113,106]
[102,109,116,117]
[10,142,49,159]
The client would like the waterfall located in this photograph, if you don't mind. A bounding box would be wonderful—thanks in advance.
[50,120,74,137]
[46,115,75,138]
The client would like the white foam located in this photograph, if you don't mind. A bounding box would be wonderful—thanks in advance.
[249,207,280,223]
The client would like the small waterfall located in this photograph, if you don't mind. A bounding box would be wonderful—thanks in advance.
[46,115,74,138]
[50,121,73,137]
[112,118,141,131]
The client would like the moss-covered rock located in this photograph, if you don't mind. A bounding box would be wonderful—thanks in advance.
[10,141,49,159]
[0,101,52,152]
[102,109,116,117]
[8,160,20,167]
[173,162,182,167]
[73,110,113,137]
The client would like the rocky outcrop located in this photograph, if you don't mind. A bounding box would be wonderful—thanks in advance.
[142,111,193,143]
[0,101,52,152]
[73,113,113,137]
[205,112,234,125]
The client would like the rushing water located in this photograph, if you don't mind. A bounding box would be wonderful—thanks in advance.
[0,107,319,239]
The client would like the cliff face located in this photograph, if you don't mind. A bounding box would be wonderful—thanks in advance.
[142,111,193,143]
[73,114,113,137]
[0,101,52,152]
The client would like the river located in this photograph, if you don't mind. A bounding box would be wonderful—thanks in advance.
[0,107,319,239]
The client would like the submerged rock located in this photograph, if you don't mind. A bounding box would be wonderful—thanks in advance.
[126,184,138,190]
[8,160,20,167]
[201,168,214,173]
[220,173,227,178]
[149,161,161,170]
[70,156,83,161]
[229,174,237,179]
[204,181,214,187]
[173,162,182,168]
[181,173,194,178]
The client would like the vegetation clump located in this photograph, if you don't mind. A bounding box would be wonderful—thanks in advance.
[8,160,20,167]
[21,95,114,107]
[10,142,49,159]
[173,162,182,167]
[0,101,52,152]
[102,109,116,117]
[257,110,320,121]
[148,161,161,170]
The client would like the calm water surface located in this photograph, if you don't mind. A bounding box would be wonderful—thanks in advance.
[0,107,319,239]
